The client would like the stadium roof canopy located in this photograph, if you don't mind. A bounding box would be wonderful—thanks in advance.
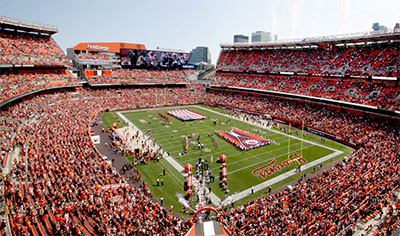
[73,42,147,53]
[0,16,58,35]
[221,29,400,50]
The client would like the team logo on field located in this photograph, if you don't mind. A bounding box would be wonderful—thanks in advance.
[245,139,259,145]
[252,153,307,179]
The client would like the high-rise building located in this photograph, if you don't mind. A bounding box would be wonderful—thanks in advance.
[251,31,278,42]
[234,34,249,43]
[188,46,211,65]
[372,23,387,31]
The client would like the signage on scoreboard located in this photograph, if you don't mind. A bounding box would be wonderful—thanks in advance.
[87,44,110,51]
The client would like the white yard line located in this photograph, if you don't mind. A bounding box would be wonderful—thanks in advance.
[194,105,342,152]
[230,150,343,203]
[117,106,346,207]
[129,115,302,164]
[138,131,308,170]
[191,106,346,204]
[159,139,311,169]
[117,111,222,206]
[227,144,314,175]
[158,135,290,160]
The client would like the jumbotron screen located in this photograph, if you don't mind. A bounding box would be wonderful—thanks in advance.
[121,49,191,69]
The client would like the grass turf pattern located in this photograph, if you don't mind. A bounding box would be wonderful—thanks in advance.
[104,105,353,217]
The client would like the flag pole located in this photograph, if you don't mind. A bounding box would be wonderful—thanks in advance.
[155,88,158,105]
[164,87,167,106]
[301,120,304,157]
[288,123,291,159]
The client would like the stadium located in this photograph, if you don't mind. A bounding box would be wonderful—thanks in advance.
[0,2,400,236]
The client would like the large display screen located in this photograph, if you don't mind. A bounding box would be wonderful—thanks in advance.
[121,49,190,70]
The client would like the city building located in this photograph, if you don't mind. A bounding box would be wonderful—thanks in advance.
[251,31,278,42]
[234,34,249,43]
[372,23,387,31]
[188,46,211,65]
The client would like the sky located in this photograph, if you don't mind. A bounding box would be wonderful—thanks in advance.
[1,0,400,64]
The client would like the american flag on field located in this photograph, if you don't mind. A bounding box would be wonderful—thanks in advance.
[167,109,207,121]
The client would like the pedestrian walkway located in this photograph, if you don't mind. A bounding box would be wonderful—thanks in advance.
[115,126,145,151]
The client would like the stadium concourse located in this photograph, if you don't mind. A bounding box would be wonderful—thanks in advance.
[0,16,399,236]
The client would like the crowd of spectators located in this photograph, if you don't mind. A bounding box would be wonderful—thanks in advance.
[206,91,399,145]
[0,31,70,66]
[1,85,205,235]
[77,53,114,61]
[0,70,79,103]
[88,69,190,85]
[0,116,21,171]
[205,90,400,235]
[0,84,399,235]
[212,72,400,110]
[1,24,400,234]
[217,42,400,77]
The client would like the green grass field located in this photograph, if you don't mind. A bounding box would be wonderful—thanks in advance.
[103,105,353,218]
[102,112,127,129]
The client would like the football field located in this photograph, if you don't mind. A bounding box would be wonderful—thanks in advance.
[106,105,353,217]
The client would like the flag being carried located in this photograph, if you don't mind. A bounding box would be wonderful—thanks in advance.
[158,112,171,123]
[167,109,207,121]
[216,128,271,151]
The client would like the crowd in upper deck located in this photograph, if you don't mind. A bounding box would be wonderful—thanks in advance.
[217,42,400,77]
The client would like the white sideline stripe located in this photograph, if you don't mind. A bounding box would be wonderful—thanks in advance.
[161,135,290,159]
[139,119,300,162]
[227,143,315,175]
[143,116,282,138]
[231,150,343,203]
[118,106,346,206]
[190,106,346,203]
[164,140,310,170]
[117,111,223,206]
[157,135,305,167]
[194,105,342,153]
[153,129,284,143]
[209,142,313,172]
[118,112,184,173]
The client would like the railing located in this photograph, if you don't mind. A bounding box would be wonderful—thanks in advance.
[0,15,58,33]
[221,28,400,48]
